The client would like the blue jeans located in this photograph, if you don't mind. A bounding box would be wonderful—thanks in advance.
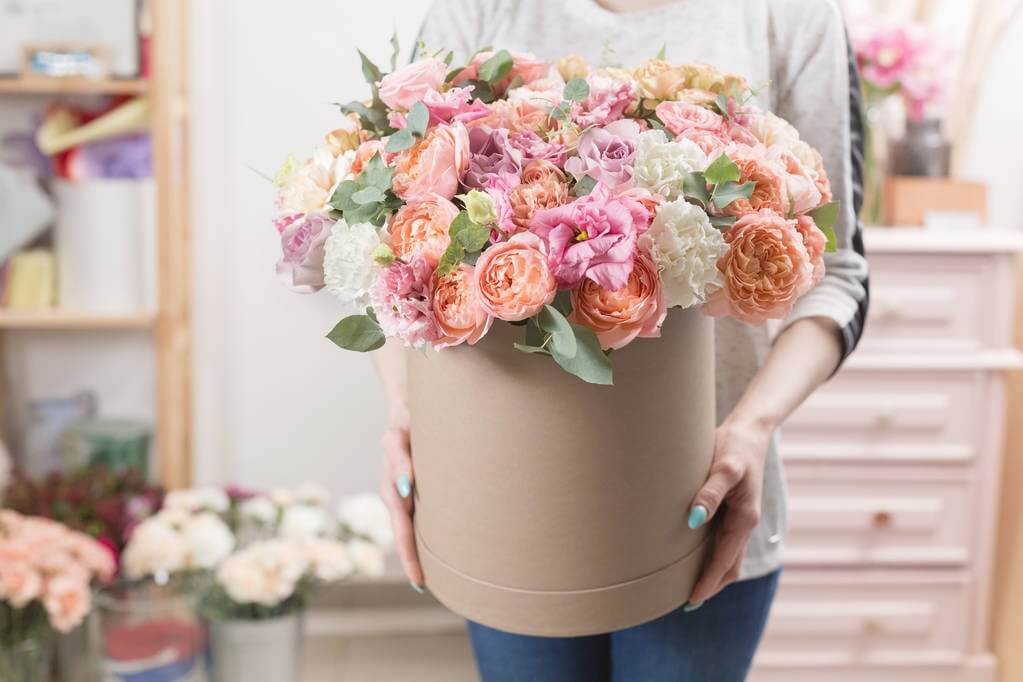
[467,569,780,682]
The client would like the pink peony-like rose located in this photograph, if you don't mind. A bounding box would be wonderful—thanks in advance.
[795,214,827,286]
[530,183,650,291]
[704,209,814,324]
[431,264,493,348]
[508,130,567,167]
[276,212,334,293]
[656,101,724,136]
[464,126,522,189]
[389,194,459,267]
[724,122,759,147]
[771,148,824,215]
[468,99,549,134]
[378,58,447,111]
[392,122,470,202]
[675,127,728,156]
[44,573,92,633]
[719,145,789,217]
[422,87,491,127]
[564,119,641,192]
[474,232,557,321]
[571,82,634,129]
[371,256,441,348]
[571,252,667,350]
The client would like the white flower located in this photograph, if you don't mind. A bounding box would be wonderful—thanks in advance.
[302,538,354,582]
[182,512,235,569]
[216,539,307,607]
[279,504,329,540]
[588,67,635,91]
[347,538,387,578]
[323,219,383,310]
[292,483,330,507]
[163,487,229,514]
[746,110,800,149]
[633,130,708,201]
[507,75,565,107]
[336,494,393,551]
[122,517,188,579]
[239,496,278,526]
[278,147,354,215]
[640,198,728,309]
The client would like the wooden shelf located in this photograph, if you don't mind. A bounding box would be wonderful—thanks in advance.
[0,77,149,96]
[0,310,156,330]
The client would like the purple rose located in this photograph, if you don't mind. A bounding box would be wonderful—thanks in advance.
[276,212,333,293]
[464,126,522,189]
[564,119,641,192]
[508,130,567,167]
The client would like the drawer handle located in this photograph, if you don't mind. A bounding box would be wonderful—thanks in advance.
[874,414,894,430]
[872,511,893,529]
[863,619,884,635]
[875,304,901,323]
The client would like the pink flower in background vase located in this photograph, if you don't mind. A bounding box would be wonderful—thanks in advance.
[43,573,91,633]
[378,58,447,111]
[564,119,642,192]
[275,212,334,293]
[530,183,650,291]
[474,233,557,321]
[571,82,634,129]
[431,264,493,348]
[571,251,666,350]
[392,122,470,202]
[371,256,441,348]
[656,101,724,136]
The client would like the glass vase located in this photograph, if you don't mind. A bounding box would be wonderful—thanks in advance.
[0,604,52,682]
[892,118,950,178]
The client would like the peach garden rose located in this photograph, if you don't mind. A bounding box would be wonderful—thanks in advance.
[571,252,667,350]
[474,232,557,321]
[431,264,493,348]
[389,193,460,267]
[392,122,470,203]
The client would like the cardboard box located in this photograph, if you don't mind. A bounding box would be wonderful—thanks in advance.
[883,176,987,227]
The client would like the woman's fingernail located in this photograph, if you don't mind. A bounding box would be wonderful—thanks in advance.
[410,582,426,594]
[688,505,708,529]
[396,474,412,499]
[684,601,704,612]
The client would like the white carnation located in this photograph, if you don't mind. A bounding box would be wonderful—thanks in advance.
[182,512,235,569]
[122,517,188,579]
[217,539,307,607]
[279,504,329,540]
[347,538,387,578]
[323,219,383,310]
[336,493,393,550]
[507,75,565,107]
[641,199,728,309]
[164,487,229,514]
[239,496,278,525]
[302,538,355,582]
[633,130,708,201]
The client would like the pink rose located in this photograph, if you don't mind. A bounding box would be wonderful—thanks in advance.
[530,183,650,291]
[422,87,491,127]
[508,130,567,167]
[571,252,667,350]
[465,126,522,189]
[378,58,447,111]
[431,264,493,348]
[474,232,557,321]
[371,256,441,348]
[770,148,824,215]
[571,82,634,128]
[564,119,641,192]
[390,194,460,268]
[676,127,728,156]
[704,209,814,324]
[454,52,550,95]
[392,122,470,202]
[276,213,333,293]
[795,215,827,286]
[656,101,724,136]
[0,548,41,608]
[43,573,91,633]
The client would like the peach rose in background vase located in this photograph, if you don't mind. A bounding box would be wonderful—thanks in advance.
[571,252,667,350]
[378,58,447,111]
[389,194,459,267]
[431,264,493,348]
[474,232,557,321]
[392,123,470,202]
[704,209,814,324]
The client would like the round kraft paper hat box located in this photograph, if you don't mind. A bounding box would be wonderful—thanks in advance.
[407,307,715,636]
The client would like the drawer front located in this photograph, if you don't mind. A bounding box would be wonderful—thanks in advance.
[860,253,1007,353]
[779,371,983,464]
[757,573,970,667]
[784,474,971,567]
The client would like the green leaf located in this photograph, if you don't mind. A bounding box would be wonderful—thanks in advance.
[385,129,416,153]
[436,242,466,278]
[682,172,711,209]
[449,212,490,252]
[326,315,386,352]
[351,187,386,205]
[467,79,496,103]
[647,115,665,132]
[810,201,840,232]
[525,318,546,347]
[821,225,837,252]
[328,180,359,212]
[358,50,384,86]
[478,49,513,83]
[538,305,577,359]
[406,102,429,136]
[709,215,738,231]
[704,154,742,185]
[273,154,299,187]
[711,181,756,210]
[443,51,455,67]
[445,65,466,83]
[339,100,389,133]
[552,290,573,317]
[513,343,551,355]
[360,154,393,191]
[715,93,731,120]
[573,176,597,197]
[551,324,613,385]
[656,43,667,60]
[563,78,590,102]
[389,31,401,71]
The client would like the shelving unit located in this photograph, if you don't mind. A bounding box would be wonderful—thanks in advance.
[0,2,192,488]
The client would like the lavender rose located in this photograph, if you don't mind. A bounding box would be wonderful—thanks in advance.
[464,126,522,189]
[276,212,334,293]
[564,119,641,192]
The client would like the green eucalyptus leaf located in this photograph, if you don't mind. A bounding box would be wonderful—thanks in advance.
[525,318,546,347]
[326,315,385,352]
[358,50,384,86]
[339,100,389,132]
[709,215,738,231]
[361,154,393,190]
[467,79,496,103]
[436,242,466,278]
[552,324,613,385]
[656,43,667,60]
[682,172,711,208]
[443,50,455,67]
[711,181,756,210]
[449,211,490,252]
[552,290,573,317]
[513,343,551,355]
[539,305,577,359]
[704,154,741,185]
[715,92,731,119]
[389,31,401,71]
[406,102,430,136]
[351,187,386,205]
[385,129,416,153]
[478,49,513,83]
[573,176,597,197]
[563,78,590,102]
[810,201,840,232]
[328,181,359,212]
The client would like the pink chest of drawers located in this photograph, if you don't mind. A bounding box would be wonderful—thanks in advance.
[752,228,1023,682]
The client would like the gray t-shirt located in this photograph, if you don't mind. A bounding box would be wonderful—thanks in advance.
[417,0,869,579]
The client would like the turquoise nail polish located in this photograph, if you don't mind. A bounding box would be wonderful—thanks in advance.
[411,582,426,594]
[396,474,412,499]
[683,601,704,612]
[688,505,708,529]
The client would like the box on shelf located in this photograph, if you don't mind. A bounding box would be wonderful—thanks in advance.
[2,249,55,310]
[883,176,987,228]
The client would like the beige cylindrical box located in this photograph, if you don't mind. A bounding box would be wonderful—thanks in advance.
[407,307,715,637]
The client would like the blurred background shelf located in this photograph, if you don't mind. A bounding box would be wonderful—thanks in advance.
[0,77,149,96]
[0,310,156,330]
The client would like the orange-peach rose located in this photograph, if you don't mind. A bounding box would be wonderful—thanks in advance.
[352,140,386,177]
[389,194,459,267]
[704,209,814,324]
[520,159,566,185]
[634,59,688,103]
[557,55,589,82]
[508,173,570,231]
[392,123,470,202]
[468,100,550,134]
[431,264,493,348]
[474,232,557,321]
[570,252,666,350]
[720,147,789,217]
[795,214,827,286]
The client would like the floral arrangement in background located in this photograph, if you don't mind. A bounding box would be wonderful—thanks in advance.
[271,40,838,384]
[0,510,114,648]
[121,484,391,621]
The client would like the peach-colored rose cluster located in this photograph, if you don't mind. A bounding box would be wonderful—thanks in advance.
[0,510,114,633]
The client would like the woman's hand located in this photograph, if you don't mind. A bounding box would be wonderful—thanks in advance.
[379,412,426,591]
[686,417,772,607]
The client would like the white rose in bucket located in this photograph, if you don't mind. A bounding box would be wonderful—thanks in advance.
[183,512,235,569]
[123,517,189,579]
[279,504,329,540]
[336,493,393,550]
[217,540,307,607]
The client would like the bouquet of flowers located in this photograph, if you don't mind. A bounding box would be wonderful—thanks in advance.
[121,485,390,621]
[272,44,837,384]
